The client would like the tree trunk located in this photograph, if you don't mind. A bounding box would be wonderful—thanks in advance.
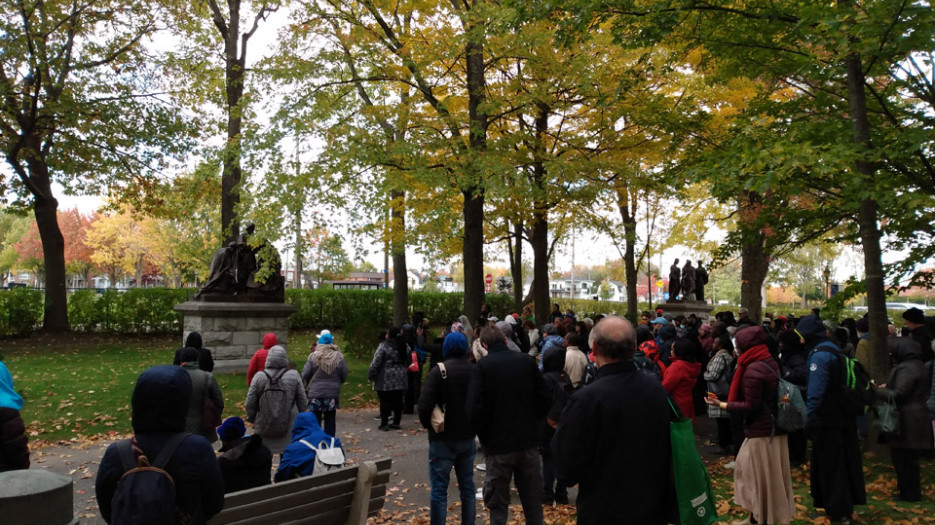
[220,0,245,243]
[32,175,69,332]
[461,8,487,321]
[844,50,890,381]
[391,189,408,326]
[616,185,639,322]
[510,220,523,311]
[739,192,769,322]
[531,101,550,327]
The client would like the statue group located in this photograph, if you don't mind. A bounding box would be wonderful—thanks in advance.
[195,223,285,302]
[668,259,708,302]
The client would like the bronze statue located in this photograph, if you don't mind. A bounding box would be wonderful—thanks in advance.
[668,259,681,301]
[681,260,695,301]
[695,262,709,302]
[195,223,285,302]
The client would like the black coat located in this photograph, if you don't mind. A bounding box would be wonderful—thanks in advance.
[552,360,672,525]
[95,365,225,524]
[0,407,29,472]
[876,338,934,450]
[467,340,551,454]
[418,355,475,442]
[218,434,273,493]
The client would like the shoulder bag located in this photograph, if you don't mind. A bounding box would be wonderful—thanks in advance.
[431,363,447,433]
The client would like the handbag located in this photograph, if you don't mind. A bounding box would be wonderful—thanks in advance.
[407,350,419,372]
[201,373,222,431]
[431,363,447,433]
[302,438,345,475]
[669,398,717,525]
[873,392,901,435]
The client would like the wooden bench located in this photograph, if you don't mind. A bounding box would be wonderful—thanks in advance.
[208,458,392,525]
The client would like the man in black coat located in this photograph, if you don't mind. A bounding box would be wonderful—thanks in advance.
[95,365,224,524]
[468,326,552,525]
[552,316,673,525]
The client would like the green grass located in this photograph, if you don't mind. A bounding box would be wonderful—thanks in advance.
[2,330,378,442]
[707,448,935,524]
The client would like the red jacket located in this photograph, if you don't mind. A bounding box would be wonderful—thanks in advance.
[663,357,701,421]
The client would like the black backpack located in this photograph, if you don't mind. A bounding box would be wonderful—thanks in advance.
[111,433,188,525]
[815,343,873,416]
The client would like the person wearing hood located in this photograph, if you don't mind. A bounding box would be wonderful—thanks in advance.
[874,338,933,502]
[706,326,795,525]
[656,323,677,367]
[417,332,477,525]
[636,326,666,378]
[217,416,272,493]
[368,328,409,431]
[800,314,866,524]
[95,365,224,524]
[173,332,214,372]
[273,412,344,481]
[662,338,702,421]
[537,325,565,372]
[0,361,29,472]
[245,345,309,454]
[178,347,225,443]
[247,332,279,386]
[540,346,570,506]
[301,331,348,437]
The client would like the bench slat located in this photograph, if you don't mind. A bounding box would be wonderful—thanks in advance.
[210,479,355,524]
[221,468,358,507]
[219,493,353,525]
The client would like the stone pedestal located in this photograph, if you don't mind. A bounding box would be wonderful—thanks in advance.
[662,300,714,321]
[0,470,77,525]
[175,301,297,374]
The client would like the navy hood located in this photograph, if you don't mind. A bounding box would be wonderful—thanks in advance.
[132,365,192,434]
[796,315,827,350]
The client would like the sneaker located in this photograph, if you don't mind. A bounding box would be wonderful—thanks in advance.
[388,423,401,430]
[476,463,486,471]
[475,488,484,501]
[373,415,382,420]
[378,425,389,431]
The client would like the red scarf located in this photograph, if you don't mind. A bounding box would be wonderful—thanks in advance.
[728,344,772,402]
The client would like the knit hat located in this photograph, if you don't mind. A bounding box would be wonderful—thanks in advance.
[217,416,246,443]
[442,332,468,358]
[903,307,926,325]
[318,333,333,345]
[316,329,332,339]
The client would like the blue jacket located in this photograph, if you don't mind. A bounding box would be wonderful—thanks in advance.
[275,412,343,482]
[95,365,224,524]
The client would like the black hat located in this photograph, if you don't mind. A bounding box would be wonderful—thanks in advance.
[903,307,926,325]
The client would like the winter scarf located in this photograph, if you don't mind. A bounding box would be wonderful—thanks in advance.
[313,344,343,375]
[728,344,772,402]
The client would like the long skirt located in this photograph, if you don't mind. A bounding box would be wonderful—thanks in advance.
[734,435,796,524]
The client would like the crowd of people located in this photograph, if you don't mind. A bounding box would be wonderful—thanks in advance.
[2,301,935,525]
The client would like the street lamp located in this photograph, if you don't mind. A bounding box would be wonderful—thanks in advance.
[822,265,831,300]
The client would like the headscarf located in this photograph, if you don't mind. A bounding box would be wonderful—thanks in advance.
[728,326,772,402]
[0,361,24,410]
[442,332,468,358]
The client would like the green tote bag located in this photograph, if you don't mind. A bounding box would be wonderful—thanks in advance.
[669,398,718,525]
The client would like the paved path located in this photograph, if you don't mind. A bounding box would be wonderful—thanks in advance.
[30,408,720,524]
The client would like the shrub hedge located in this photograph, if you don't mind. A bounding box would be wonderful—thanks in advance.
[0,286,879,339]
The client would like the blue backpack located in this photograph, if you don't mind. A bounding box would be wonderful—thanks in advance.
[111,433,188,525]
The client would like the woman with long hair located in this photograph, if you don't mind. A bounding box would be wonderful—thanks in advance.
[706,325,795,525]
[368,327,409,431]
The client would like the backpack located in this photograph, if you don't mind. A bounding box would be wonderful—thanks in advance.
[634,352,662,380]
[259,370,292,435]
[815,343,873,416]
[111,433,188,525]
[765,365,807,432]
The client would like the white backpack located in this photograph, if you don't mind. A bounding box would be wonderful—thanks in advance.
[301,437,345,475]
